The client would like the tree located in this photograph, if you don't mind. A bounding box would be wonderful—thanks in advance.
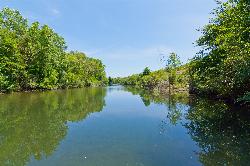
[0,8,28,91]
[166,53,181,70]
[189,0,250,100]
[0,8,107,92]
[166,52,181,86]
[142,67,151,76]
[108,77,113,86]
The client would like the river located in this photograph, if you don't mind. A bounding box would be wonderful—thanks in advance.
[0,86,249,166]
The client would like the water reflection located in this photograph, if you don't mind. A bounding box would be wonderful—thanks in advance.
[124,86,189,125]
[125,87,250,166]
[0,86,249,166]
[185,98,250,166]
[0,88,106,166]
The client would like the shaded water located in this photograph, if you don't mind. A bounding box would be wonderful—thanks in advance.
[0,86,249,166]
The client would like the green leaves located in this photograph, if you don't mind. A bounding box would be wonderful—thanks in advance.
[165,52,182,86]
[166,52,181,70]
[59,51,107,88]
[190,0,250,100]
[0,8,107,92]
[114,65,188,93]
[142,67,151,76]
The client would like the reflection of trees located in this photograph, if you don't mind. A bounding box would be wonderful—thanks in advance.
[185,98,250,166]
[125,86,250,165]
[124,86,188,125]
[0,88,106,166]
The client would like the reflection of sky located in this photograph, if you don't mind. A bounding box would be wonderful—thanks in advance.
[1,0,216,77]
[28,87,200,166]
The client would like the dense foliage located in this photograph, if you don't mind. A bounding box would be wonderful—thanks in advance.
[165,52,182,87]
[142,67,151,76]
[189,0,250,101]
[0,8,107,92]
[61,51,107,88]
[113,68,168,88]
[113,57,188,92]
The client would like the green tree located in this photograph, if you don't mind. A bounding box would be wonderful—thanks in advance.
[142,67,151,76]
[0,8,107,92]
[166,52,181,88]
[189,0,250,100]
[108,77,113,85]
[0,8,28,91]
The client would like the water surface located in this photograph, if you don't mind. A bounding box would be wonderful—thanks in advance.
[0,86,249,166]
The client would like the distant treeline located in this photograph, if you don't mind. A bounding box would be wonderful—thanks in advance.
[112,68,169,88]
[114,0,250,104]
[0,8,107,92]
[112,65,188,92]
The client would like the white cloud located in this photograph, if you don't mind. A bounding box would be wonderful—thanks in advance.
[51,8,60,15]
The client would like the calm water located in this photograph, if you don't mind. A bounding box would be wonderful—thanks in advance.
[0,86,249,166]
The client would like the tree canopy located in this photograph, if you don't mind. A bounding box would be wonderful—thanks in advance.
[142,67,151,76]
[189,0,250,100]
[0,8,107,92]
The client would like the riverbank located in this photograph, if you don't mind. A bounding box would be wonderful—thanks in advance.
[114,65,250,107]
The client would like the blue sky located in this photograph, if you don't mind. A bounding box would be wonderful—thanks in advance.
[1,0,217,77]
